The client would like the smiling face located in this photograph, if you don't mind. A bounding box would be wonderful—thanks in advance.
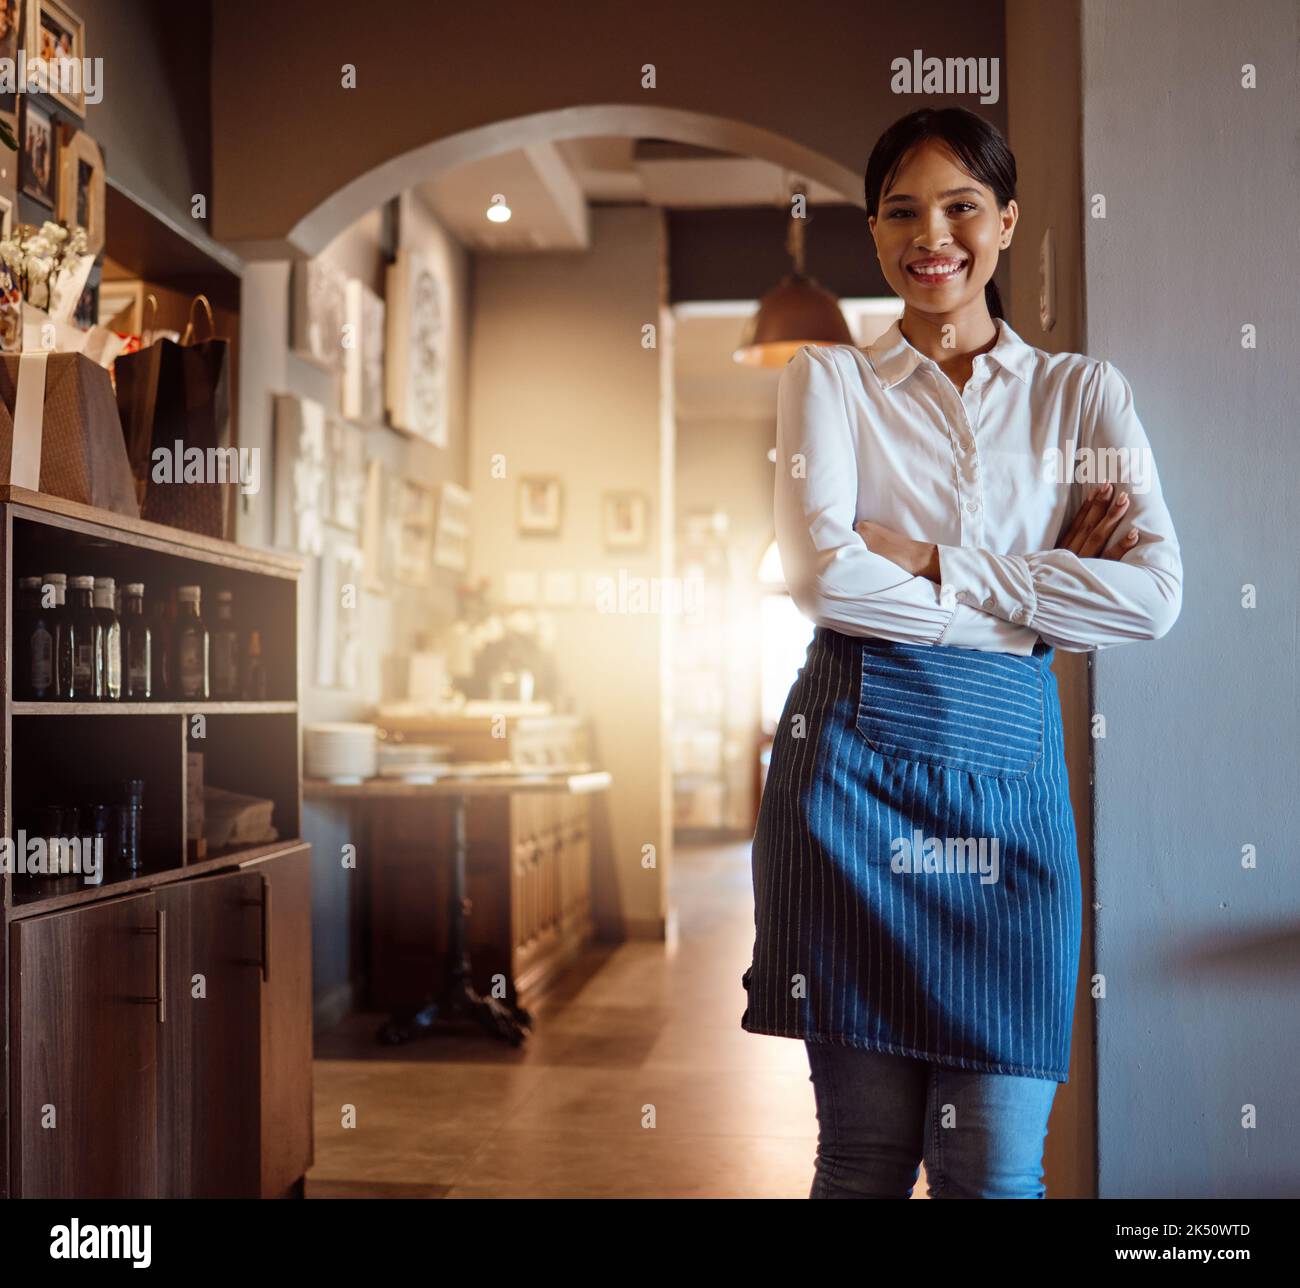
[868,139,1017,330]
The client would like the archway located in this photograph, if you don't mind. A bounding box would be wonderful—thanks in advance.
[283,104,865,258]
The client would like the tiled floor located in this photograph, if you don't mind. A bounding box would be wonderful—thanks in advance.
[307,840,928,1198]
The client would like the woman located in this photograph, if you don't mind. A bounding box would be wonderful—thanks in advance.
[741,107,1183,1199]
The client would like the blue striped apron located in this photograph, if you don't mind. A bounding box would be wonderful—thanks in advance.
[741,626,1082,1082]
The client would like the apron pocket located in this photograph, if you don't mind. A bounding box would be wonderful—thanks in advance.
[854,641,1044,778]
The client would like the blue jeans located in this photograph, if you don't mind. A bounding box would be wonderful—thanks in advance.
[805,1042,1059,1199]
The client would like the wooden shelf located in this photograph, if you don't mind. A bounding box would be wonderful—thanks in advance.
[6,838,306,920]
[2,487,302,578]
[13,701,298,716]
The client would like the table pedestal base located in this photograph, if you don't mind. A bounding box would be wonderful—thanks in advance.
[375,794,533,1047]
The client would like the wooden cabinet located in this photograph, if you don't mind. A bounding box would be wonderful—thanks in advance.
[1,488,312,1200]
[155,870,263,1198]
[240,845,313,1198]
[366,715,596,1012]
[11,893,160,1199]
[7,845,311,1199]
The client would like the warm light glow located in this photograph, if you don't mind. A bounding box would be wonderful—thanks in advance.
[486,194,512,222]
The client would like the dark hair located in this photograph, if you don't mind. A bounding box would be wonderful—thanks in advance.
[864,107,1016,322]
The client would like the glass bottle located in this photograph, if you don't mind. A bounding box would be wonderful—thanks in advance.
[122,582,152,699]
[211,590,240,699]
[69,575,103,701]
[16,575,41,699]
[174,585,209,699]
[243,628,268,700]
[149,595,171,698]
[94,576,122,701]
[42,572,72,700]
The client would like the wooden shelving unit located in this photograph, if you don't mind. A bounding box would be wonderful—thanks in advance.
[1,487,313,1198]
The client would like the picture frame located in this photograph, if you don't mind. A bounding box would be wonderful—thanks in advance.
[603,490,649,551]
[0,0,19,153]
[324,418,365,533]
[27,0,86,117]
[341,279,385,423]
[291,255,347,370]
[517,475,562,535]
[315,533,364,691]
[98,278,146,332]
[19,96,54,207]
[272,394,327,557]
[56,122,103,252]
[395,477,437,587]
[385,247,448,446]
[360,457,393,595]
[432,480,471,571]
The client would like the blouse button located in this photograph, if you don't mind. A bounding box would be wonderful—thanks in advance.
[965,500,980,513]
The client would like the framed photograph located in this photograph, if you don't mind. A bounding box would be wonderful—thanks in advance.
[324,418,364,532]
[315,534,364,691]
[361,283,385,423]
[291,255,347,370]
[360,457,394,595]
[0,0,19,151]
[603,490,649,550]
[272,394,327,557]
[385,247,448,446]
[517,475,561,535]
[56,122,103,252]
[28,0,86,117]
[98,278,146,332]
[341,280,385,423]
[19,96,54,207]
[432,480,471,571]
[395,478,437,587]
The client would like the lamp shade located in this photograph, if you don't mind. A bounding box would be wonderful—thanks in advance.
[733,272,853,368]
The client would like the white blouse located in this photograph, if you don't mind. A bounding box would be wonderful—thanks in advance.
[773,317,1183,655]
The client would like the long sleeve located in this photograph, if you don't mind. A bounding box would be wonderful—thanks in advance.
[936,359,1183,652]
[775,345,1038,654]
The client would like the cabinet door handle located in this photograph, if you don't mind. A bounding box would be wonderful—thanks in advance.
[137,908,166,1024]
[260,874,272,983]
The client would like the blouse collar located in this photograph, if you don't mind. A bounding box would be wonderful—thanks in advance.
[864,315,1035,391]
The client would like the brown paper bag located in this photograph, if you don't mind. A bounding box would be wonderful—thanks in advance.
[113,295,234,539]
[0,350,140,518]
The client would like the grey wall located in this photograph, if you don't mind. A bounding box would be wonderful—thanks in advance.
[1081,0,1299,1197]
[234,197,472,1024]
[78,0,213,231]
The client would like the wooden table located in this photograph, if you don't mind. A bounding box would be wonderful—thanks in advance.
[304,767,612,1045]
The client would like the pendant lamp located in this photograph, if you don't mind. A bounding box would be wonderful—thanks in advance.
[733,175,853,368]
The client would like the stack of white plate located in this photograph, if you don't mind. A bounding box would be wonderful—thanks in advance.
[376,741,454,780]
[304,723,378,783]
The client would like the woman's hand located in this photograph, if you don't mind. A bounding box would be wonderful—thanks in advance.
[1056,482,1140,559]
[854,520,940,580]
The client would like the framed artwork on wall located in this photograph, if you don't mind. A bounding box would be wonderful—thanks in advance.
[315,533,364,691]
[395,477,437,587]
[603,490,649,551]
[517,475,561,535]
[325,418,365,533]
[360,456,395,595]
[19,96,54,207]
[291,255,347,370]
[0,0,18,152]
[272,393,327,557]
[385,247,448,446]
[56,122,104,252]
[27,0,87,117]
[341,279,386,424]
[432,480,471,571]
